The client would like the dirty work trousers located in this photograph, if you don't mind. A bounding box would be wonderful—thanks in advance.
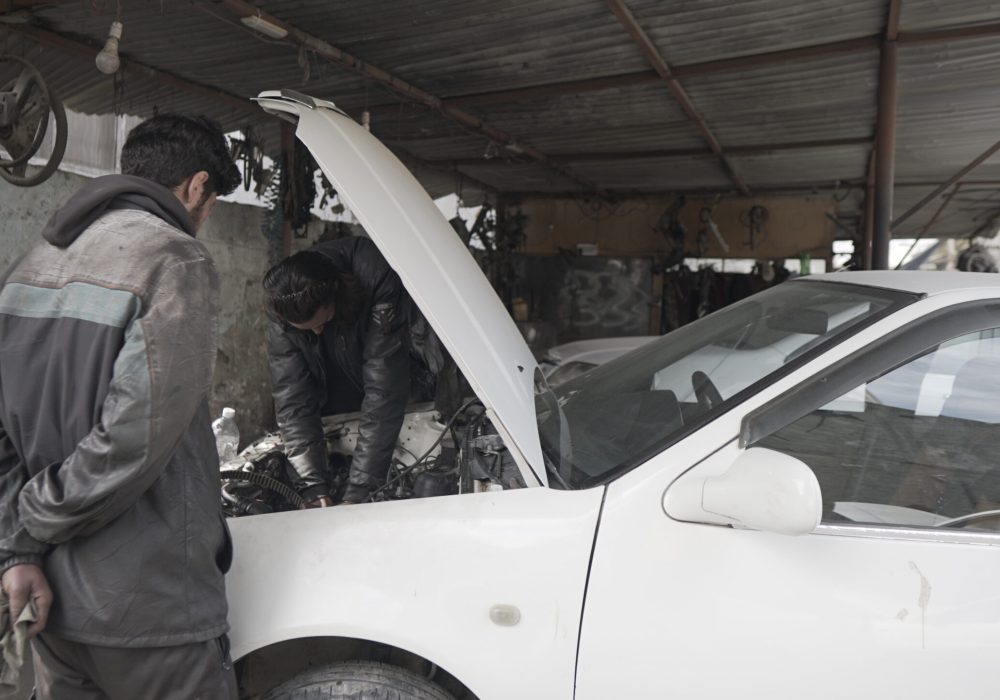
[29,631,238,700]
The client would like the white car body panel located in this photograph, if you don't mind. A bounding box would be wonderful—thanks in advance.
[253,91,546,486]
[226,487,603,699]
[228,91,1000,699]
[577,287,1000,699]
[579,440,1000,699]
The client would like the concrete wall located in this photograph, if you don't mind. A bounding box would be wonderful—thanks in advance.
[1,170,280,443]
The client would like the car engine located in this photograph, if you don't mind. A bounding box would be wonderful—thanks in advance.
[221,400,526,517]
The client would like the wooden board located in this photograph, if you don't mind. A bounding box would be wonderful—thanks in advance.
[515,195,837,262]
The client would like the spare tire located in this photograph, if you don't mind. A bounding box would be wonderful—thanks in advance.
[261,660,456,700]
[958,244,998,273]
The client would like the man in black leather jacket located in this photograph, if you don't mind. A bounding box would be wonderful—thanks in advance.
[264,236,433,507]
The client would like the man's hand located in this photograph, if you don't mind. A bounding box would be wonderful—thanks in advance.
[301,495,334,509]
[2,564,53,638]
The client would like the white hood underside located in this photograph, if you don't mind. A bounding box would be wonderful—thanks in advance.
[254,90,547,487]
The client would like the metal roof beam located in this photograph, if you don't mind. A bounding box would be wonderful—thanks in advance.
[604,0,749,195]
[502,179,1000,199]
[892,139,1000,231]
[2,0,76,9]
[216,0,602,195]
[899,22,1000,45]
[433,22,1000,109]
[893,183,961,268]
[422,136,873,167]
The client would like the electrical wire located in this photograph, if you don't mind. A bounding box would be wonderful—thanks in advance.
[368,397,482,501]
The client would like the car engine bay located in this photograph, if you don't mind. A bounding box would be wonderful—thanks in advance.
[221,401,526,517]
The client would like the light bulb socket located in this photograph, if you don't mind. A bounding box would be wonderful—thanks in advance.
[95,21,123,75]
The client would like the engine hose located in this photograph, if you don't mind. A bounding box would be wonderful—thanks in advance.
[220,469,304,509]
[369,397,482,501]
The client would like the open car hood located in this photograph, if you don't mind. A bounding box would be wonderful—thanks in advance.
[254,90,546,487]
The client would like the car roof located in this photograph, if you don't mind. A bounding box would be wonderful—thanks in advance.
[801,271,1000,296]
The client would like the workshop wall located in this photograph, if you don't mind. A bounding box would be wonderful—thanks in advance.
[0,170,276,444]
[515,195,837,261]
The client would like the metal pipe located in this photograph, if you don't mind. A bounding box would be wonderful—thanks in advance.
[891,140,1000,230]
[872,40,898,270]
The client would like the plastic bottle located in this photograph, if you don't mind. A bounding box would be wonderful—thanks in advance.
[212,407,240,465]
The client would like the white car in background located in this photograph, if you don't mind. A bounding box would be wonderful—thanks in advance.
[539,336,657,386]
[225,91,1000,700]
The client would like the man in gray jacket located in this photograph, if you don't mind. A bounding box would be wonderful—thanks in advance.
[0,114,240,698]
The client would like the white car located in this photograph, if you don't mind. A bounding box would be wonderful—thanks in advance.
[226,90,1000,700]
[539,336,657,386]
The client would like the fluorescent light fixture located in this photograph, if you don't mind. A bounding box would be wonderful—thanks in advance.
[241,14,288,39]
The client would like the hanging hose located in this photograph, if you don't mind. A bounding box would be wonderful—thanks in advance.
[221,468,304,509]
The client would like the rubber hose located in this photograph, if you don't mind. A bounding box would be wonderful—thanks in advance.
[220,469,304,509]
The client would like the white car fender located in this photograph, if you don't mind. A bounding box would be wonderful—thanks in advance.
[226,487,605,699]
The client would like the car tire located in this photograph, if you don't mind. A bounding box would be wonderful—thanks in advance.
[261,660,456,700]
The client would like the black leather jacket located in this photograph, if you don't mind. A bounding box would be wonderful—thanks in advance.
[267,237,412,503]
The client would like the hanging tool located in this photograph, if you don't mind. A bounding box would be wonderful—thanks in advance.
[699,206,730,254]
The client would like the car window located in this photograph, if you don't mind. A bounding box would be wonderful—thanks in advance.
[758,329,1000,531]
[536,281,916,488]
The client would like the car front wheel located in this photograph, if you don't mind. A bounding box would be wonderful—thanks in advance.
[261,660,456,700]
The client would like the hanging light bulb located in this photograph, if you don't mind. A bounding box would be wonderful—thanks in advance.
[95,21,124,75]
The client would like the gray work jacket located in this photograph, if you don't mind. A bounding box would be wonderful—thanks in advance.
[0,176,231,647]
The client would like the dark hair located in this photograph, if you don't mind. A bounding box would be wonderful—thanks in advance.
[263,251,363,325]
[120,114,241,197]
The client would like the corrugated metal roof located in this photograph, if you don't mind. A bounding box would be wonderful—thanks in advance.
[623,0,886,65]
[252,0,649,97]
[730,144,872,185]
[683,52,879,144]
[900,0,1000,32]
[2,0,1000,240]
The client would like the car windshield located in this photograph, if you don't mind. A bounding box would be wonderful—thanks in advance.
[535,280,917,489]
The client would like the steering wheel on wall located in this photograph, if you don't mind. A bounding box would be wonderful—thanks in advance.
[0,55,68,187]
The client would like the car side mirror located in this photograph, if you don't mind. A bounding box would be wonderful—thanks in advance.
[663,447,822,536]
